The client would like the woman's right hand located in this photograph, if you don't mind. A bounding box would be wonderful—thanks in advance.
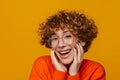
[51,50,67,72]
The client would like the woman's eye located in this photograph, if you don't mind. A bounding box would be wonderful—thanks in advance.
[51,37,58,41]
[64,35,72,38]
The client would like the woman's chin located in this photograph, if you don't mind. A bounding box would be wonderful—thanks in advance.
[60,57,74,65]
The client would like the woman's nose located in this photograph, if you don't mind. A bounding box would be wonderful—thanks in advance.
[57,38,65,48]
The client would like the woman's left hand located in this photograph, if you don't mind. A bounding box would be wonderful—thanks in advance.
[69,43,84,75]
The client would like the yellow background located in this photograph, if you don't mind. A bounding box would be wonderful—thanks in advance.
[0,0,120,80]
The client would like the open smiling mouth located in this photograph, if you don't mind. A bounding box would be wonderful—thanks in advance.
[58,49,72,58]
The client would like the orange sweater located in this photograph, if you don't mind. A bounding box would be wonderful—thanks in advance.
[30,56,105,80]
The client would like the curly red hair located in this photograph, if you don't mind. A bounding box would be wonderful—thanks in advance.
[38,10,98,52]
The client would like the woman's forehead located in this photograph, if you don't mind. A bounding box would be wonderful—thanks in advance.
[54,28,71,34]
[50,26,75,36]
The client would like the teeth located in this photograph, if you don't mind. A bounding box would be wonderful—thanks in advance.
[60,50,70,54]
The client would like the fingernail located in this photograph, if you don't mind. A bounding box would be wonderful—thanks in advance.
[76,40,80,44]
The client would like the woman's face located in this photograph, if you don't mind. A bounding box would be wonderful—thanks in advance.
[50,29,78,65]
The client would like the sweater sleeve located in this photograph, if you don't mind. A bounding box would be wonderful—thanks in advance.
[67,73,80,80]
[53,70,67,80]
[90,64,106,80]
[68,60,106,80]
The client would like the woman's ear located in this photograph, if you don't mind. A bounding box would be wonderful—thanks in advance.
[80,41,86,46]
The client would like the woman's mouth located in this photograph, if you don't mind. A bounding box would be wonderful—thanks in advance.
[58,49,71,59]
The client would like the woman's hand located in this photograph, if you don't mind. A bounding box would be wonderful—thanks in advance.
[69,43,84,75]
[51,50,67,72]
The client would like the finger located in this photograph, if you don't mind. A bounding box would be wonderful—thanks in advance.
[76,43,81,62]
[79,43,84,62]
[51,50,58,64]
[73,48,77,63]
[79,43,84,55]
[50,49,54,61]
[50,50,54,63]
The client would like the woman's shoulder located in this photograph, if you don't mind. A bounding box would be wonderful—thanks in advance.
[32,55,53,69]
[82,59,105,71]
[81,59,106,79]
[83,59,104,67]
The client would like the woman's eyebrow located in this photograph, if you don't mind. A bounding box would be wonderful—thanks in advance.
[63,30,69,33]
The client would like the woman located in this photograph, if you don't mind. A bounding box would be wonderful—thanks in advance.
[30,10,106,80]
